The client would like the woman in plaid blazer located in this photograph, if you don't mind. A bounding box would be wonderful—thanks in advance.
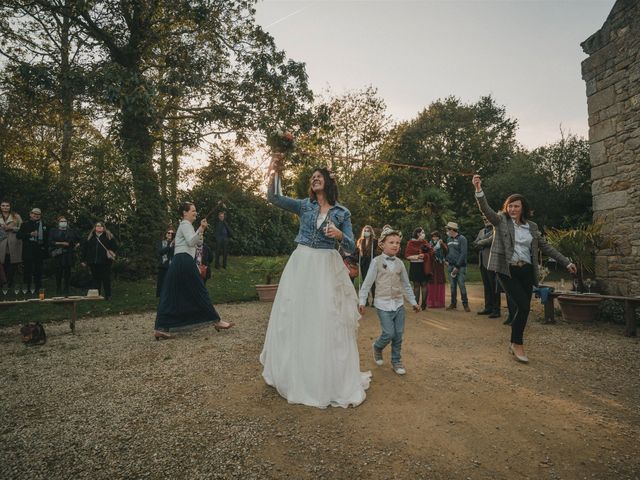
[472,175,577,363]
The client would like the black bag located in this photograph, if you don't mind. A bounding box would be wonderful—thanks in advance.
[20,322,47,345]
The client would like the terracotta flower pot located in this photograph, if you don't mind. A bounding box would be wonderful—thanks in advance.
[557,295,602,322]
[255,284,279,302]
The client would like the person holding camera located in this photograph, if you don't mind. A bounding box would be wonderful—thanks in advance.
[154,202,234,340]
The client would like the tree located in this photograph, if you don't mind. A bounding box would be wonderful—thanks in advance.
[3,0,312,268]
[292,86,392,183]
[358,95,518,232]
[1,0,90,209]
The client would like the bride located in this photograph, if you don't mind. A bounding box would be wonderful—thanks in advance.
[260,153,371,408]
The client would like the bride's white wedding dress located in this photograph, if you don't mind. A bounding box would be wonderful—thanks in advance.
[260,245,371,408]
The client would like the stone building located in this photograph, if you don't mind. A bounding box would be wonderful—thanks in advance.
[581,0,640,296]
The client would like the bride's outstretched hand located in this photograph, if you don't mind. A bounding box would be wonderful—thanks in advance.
[268,152,284,177]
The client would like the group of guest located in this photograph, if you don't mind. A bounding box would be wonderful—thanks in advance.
[351,225,450,311]
[0,199,118,299]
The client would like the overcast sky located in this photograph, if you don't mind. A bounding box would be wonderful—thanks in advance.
[254,0,616,149]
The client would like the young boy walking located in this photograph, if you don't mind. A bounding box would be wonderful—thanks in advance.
[359,227,420,375]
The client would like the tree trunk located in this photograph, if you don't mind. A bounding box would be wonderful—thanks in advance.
[58,6,74,210]
[159,132,167,202]
[119,69,166,268]
[170,121,179,205]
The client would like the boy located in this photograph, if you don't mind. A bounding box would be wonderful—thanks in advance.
[359,227,420,375]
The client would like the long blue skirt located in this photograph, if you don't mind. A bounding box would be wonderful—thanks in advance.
[155,253,220,330]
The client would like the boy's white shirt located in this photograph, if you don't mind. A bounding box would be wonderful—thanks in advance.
[358,254,417,311]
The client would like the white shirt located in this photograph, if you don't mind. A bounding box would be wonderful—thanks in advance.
[316,212,327,229]
[174,220,203,257]
[511,220,533,264]
[359,254,417,311]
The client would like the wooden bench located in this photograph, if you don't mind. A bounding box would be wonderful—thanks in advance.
[0,296,104,334]
[542,290,640,337]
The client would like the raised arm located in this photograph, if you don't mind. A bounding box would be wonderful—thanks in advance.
[267,153,303,215]
[472,174,501,226]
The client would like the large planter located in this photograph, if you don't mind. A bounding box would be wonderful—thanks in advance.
[557,295,602,322]
[255,284,279,302]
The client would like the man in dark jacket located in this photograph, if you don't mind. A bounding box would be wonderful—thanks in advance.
[214,211,232,269]
[156,228,175,297]
[473,218,501,318]
[444,221,469,312]
[17,207,48,294]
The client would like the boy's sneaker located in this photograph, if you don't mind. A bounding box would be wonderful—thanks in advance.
[373,343,383,366]
[392,363,406,375]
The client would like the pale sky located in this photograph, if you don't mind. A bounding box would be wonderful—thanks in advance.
[254,0,617,149]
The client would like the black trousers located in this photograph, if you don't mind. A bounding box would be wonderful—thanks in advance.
[2,253,18,287]
[480,263,501,314]
[215,238,228,268]
[89,263,112,298]
[23,257,44,292]
[498,264,534,345]
[55,267,71,295]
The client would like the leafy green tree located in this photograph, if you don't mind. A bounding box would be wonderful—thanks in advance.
[360,95,518,232]
[189,145,297,256]
[3,0,312,269]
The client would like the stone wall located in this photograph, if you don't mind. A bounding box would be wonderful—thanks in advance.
[581,0,640,296]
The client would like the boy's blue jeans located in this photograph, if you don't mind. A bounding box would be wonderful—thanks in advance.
[448,265,468,306]
[374,306,405,365]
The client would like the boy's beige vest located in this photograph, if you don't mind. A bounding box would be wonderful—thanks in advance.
[374,258,403,300]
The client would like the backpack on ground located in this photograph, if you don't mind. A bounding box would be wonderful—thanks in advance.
[20,322,47,345]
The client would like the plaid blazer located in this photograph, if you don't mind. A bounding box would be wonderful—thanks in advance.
[475,192,570,286]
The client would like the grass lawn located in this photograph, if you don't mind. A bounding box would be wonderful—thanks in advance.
[0,256,276,328]
[0,257,501,329]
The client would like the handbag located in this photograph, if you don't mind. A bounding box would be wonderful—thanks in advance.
[197,264,208,279]
[343,258,358,279]
[96,236,116,260]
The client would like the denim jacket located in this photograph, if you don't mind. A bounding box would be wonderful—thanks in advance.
[268,177,355,253]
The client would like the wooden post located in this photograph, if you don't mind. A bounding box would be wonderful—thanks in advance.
[544,296,556,323]
[624,300,637,337]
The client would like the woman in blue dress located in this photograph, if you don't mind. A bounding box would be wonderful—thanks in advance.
[154,202,234,339]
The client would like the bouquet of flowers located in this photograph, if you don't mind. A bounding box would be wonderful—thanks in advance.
[266,129,296,154]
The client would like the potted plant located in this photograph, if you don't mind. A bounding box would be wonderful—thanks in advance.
[251,257,287,302]
[546,221,613,322]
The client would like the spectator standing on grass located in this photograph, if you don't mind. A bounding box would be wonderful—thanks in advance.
[17,207,48,295]
[214,211,232,269]
[156,228,175,297]
[81,222,118,300]
[444,221,470,312]
[0,200,23,291]
[48,216,80,296]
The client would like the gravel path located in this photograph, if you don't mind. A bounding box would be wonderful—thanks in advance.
[1,285,639,479]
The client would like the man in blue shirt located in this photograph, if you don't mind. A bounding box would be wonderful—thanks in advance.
[444,221,470,312]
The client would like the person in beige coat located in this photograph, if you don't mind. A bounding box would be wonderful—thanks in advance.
[472,175,577,363]
[0,200,23,289]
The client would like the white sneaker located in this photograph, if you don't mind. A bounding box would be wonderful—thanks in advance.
[392,363,406,375]
[373,343,384,366]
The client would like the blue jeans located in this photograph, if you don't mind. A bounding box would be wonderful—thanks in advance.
[374,306,405,365]
[448,265,468,306]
